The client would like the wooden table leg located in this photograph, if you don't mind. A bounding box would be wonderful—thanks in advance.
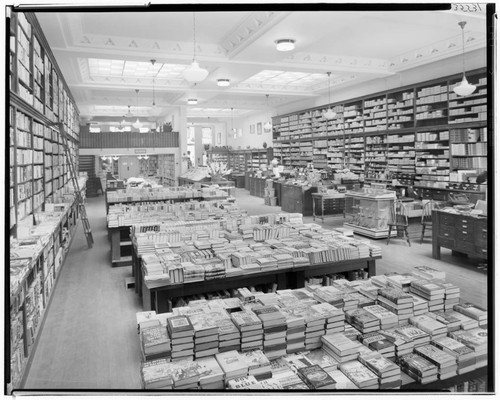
[142,281,152,311]
[367,259,376,277]
[110,229,121,266]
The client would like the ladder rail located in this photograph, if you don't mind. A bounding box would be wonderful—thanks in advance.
[56,123,94,248]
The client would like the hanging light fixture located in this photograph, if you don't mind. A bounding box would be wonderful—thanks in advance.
[217,78,230,87]
[187,98,198,105]
[453,21,476,97]
[121,115,126,126]
[183,12,209,83]
[112,155,119,161]
[263,94,272,131]
[323,72,337,120]
[133,89,142,129]
[230,107,237,138]
[144,154,150,160]
[275,39,295,52]
[101,155,107,161]
[150,59,157,109]
[126,105,133,118]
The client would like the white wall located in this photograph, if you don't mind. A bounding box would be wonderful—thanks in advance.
[226,112,273,150]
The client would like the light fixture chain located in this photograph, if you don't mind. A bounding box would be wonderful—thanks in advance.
[193,12,196,62]
[461,23,466,76]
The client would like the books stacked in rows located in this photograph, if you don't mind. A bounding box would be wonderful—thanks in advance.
[432,336,477,374]
[410,280,445,313]
[364,304,399,330]
[450,328,488,368]
[215,350,249,385]
[140,324,172,361]
[297,364,338,390]
[414,344,457,380]
[339,360,379,390]
[454,303,487,328]
[311,302,345,335]
[398,353,438,384]
[231,311,263,352]
[300,305,327,351]
[190,312,220,358]
[377,287,414,323]
[359,351,401,389]
[360,332,395,358]
[167,316,195,361]
[409,314,447,340]
[345,308,380,334]
[240,349,272,380]
[321,333,361,364]
[252,305,287,359]
[280,306,306,354]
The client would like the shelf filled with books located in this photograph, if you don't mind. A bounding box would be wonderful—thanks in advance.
[386,132,416,186]
[448,72,487,125]
[414,129,450,188]
[345,135,365,174]
[157,154,176,187]
[387,88,415,130]
[363,94,387,132]
[343,100,364,135]
[364,133,388,183]
[449,125,487,175]
[8,10,81,393]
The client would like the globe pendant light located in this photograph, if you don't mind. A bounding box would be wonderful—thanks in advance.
[183,13,209,83]
[151,59,157,109]
[453,21,476,97]
[323,72,336,120]
[263,94,272,131]
[133,89,142,129]
[231,107,237,138]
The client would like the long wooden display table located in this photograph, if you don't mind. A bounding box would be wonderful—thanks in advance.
[137,256,379,313]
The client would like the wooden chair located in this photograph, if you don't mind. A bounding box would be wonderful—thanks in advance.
[420,200,440,243]
[387,200,411,246]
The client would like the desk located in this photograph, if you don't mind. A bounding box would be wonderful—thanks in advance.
[280,184,318,216]
[139,256,379,312]
[312,193,346,221]
[432,209,488,260]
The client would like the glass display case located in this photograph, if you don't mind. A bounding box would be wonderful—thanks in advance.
[344,188,397,238]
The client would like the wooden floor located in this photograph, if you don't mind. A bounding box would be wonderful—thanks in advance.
[22,189,489,390]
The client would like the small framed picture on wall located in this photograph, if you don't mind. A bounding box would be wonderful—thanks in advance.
[250,124,255,134]
[257,122,262,135]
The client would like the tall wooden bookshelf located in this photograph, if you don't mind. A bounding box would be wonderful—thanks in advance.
[8,10,81,391]
[272,68,488,193]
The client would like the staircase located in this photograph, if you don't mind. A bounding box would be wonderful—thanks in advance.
[78,155,100,197]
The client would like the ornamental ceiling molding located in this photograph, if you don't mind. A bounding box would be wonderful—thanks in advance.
[232,82,319,95]
[70,33,225,60]
[220,11,291,58]
[281,53,390,75]
[388,30,486,72]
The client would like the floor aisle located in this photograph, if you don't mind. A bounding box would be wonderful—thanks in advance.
[23,189,488,390]
[23,196,143,390]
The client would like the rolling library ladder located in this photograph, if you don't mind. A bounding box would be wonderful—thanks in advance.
[56,123,93,249]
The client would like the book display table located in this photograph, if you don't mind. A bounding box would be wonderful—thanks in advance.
[344,189,397,238]
[432,209,488,261]
[312,193,346,222]
[139,256,379,313]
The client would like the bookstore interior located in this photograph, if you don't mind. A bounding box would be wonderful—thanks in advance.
[7,4,494,395]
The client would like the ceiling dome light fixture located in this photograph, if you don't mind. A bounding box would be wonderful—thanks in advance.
[187,98,198,105]
[323,71,337,120]
[275,39,295,52]
[133,89,142,129]
[112,156,119,161]
[217,78,230,87]
[183,13,209,83]
[263,94,272,131]
[453,21,476,97]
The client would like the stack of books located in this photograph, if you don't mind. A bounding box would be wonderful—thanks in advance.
[215,350,249,385]
[140,357,176,389]
[414,344,458,380]
[359,350,402,389]
[409,293,429,316]
[140,325,171,361]
[377,288,414,323]
[445,310,479,330]
[450,328,488,368]
[326,369,358,389]
[273,370,310,389]
[398,353,439,384]
[280,307,306,354]
[363,304,398,329]
[311,302,345,334]
[227,375,258,389]
[358,282,381,301]
[339,360,379,390]
[438,282,460,311]
[196,356,225,390]
[453,302,488,328]
[231,311,263,352]
[252,305,287,359]
[167,315,195,361]
[379,327,414,357]
[410,280,445,312]
[428,310,462,332]
[409,314,448,339]
[240,349,272,380]
[386,272,416,292]
[217,318,241,353]
[297,364,337,390]
[190,312,220,358]
[136,310,159,332]
[395,324,431,348]
[302,348,338,372]
[345,308,380,334]
[321,332,360,363]
[360,332,396,358]
[172,359,205,390]
[431,336,477,374]
[255,256,278,271]
[236,287,255,302]
[412,265,446,281]
[301,306,327,350]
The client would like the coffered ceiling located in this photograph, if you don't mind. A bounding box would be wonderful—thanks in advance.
[35,7,487,126]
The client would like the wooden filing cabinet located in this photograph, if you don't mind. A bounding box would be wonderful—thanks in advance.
[280,184,318,216]
[432,209,488,260]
